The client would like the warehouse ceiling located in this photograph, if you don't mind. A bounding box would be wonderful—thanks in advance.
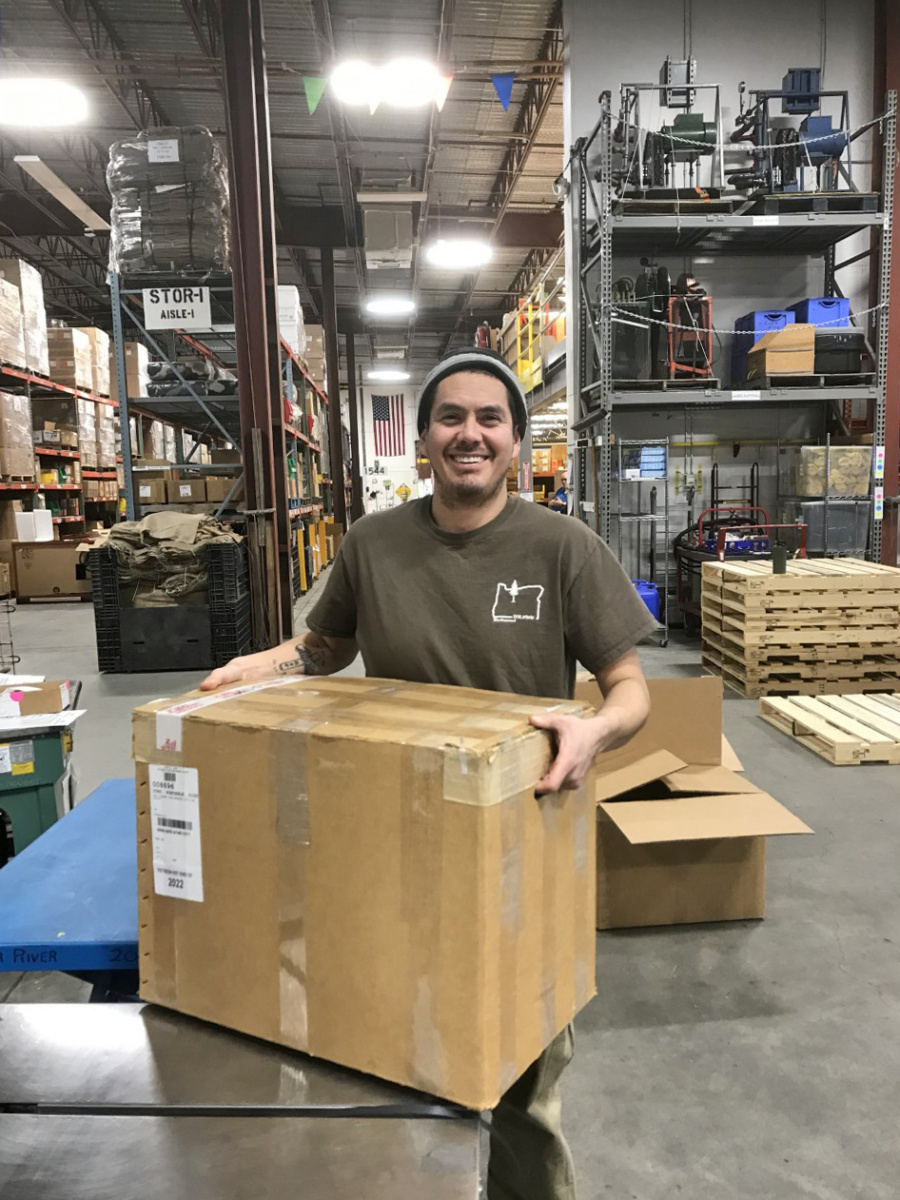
[0,0,564,378]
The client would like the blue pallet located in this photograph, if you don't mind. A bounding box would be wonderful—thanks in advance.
[788,297,850,327]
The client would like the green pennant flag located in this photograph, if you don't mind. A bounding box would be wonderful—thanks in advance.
[304,76,327,116]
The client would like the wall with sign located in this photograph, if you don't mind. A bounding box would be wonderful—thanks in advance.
[360,387,419,509]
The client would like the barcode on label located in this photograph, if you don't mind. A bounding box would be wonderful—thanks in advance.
[158,816,192,831]
[164,771,177,783]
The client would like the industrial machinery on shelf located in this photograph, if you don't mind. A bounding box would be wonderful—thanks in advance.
[607,262,713,381]
[612,57,723,197]
[674,506,809,633]
[729,68,851,194]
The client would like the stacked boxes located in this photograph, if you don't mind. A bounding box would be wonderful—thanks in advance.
[0,277,26,368]
[305,323,326,391]
[701,558,900,698]
[109,342,150,403]
[277,285,306,356]
[31,398,78,450]
[96,410,118,469]
[746,324,815,381]
[76,327,112,396]
[783,445,873,497]
[165,478,207,503]
[47,327,93,392]
[141,417,166,460]
[76,399,97,463]
[0,392,36,479]
[0,259,50,376]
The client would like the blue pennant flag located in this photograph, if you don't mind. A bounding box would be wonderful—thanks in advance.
[491,72,515,111]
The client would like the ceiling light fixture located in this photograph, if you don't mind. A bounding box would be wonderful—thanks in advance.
[331,59,444,111]
[330,60,381,107]
[368,367,410,382]
[424,238,493,269]
[0,78,89,127]
[365,297,416,316]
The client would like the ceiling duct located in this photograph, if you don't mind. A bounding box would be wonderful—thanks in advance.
[363,208,414,271]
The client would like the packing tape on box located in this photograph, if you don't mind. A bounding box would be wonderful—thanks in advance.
[154,677,301,752]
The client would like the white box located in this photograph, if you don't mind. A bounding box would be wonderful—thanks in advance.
[15,510,54,542]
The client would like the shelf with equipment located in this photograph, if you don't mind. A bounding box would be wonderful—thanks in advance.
[569,81,897,569]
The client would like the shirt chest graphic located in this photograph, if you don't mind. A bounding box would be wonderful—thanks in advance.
[492,580,545,623]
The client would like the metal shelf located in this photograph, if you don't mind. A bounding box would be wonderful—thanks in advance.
[38,485,81,491]
[588,211,885,257]
[34,447,80,460]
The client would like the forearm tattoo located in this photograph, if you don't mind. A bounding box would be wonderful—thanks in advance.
[275,643,329,676]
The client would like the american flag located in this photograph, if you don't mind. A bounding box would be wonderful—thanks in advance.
[372,394,406,457]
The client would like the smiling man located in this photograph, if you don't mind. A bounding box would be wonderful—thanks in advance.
[201,345,658,1200]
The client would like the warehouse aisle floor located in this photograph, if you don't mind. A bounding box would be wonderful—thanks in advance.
[2,597,898,1199]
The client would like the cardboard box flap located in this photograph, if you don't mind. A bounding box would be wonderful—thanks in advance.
[721,735,744,772]
[661,765,760,795]
[594,747,687,802]
[600,791,813,844]
[575,674,723,766]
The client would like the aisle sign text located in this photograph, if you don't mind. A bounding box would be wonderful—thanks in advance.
[143,285,211,331]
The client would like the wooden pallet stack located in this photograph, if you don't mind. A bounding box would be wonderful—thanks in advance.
[701,558,900,698]
[759,694,900,765]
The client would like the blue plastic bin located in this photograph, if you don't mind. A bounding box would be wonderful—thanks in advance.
[732,310,795,384]
[632,579,660,620]
[788,297,850,327]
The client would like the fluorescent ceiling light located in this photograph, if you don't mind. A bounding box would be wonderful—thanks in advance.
[368,367,410,382]
[357,190,428,204]
[425,238,492,269]
[366,297,416,316]
[13,156,109,230]
[0,79,89,127]
[330,60,381,107]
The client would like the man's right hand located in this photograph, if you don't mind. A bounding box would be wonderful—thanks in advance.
[199,651,284,691]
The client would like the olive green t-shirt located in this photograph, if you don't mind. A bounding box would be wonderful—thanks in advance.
[307,497,658,700]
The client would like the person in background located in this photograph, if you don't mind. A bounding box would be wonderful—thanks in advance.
[549,472,568,513]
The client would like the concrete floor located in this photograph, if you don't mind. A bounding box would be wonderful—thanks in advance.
[2,595,899,1199]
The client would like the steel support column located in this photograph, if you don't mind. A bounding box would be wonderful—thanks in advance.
[878,0,900,564]
[321,248,347,527]
[345,333,364,523]
[220,0,292,641]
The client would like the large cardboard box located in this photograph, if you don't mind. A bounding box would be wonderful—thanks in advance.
[133,677,598,1110]
[746,324,815,379]
[574,676,812,929]
[14,542,92,599]
[165,479,207,503]
[109,341,150,403]
[137,479,168,504]
[75,326,111,396]
[205,476,238,503]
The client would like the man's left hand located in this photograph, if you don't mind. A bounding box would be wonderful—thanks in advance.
[529,711,619,795]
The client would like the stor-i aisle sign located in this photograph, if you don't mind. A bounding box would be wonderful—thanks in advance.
[143,285,211,330]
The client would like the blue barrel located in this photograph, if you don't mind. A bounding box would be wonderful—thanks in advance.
[632,579,661,620]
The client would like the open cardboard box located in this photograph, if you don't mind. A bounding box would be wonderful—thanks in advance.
[574,675,812,930]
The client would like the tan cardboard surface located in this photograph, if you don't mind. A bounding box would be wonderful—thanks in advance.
[600,791,813,845]
[133,676,598,1111]
[14,543,90,598]
[661,765,759,795]
[594,747,686,801]
[721,735,744,772]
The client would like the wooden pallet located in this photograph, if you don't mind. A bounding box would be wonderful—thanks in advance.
[747,191,880,215]
[706,659,900,700]
[758,693,900,764]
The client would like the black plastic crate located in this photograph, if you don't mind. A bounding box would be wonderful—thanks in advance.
[207,542,250,607]
[88,547,120,611]
[211,597,253,665]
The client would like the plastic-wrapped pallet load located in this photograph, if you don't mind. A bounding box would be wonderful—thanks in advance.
[47,327,93,392]
[783,445,873,497]
[76,399,97,463]
[107,126,231,275]
[96,410,118,470]
[0,259,50,376]
[76,327,111,397]
[108,342,150,403]
[0,391,36,480]
[0,277,26,369]
[277,285,306,356]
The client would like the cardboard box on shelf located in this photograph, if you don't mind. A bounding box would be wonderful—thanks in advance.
[746,324,815,380]
[204,476,239,504]
[47,326,93,392]
[573,675,812,930]
[75,326,111,396]
[108,341,150,403]
[165,479,207,503]
[14,541,92,598]
[0,276,26,368]
[134,458,174,480]
[133,676,598,1110]
[211,448,241,465]
[141,418,166,460]
[0,259,50,376]
[137,479,168,504]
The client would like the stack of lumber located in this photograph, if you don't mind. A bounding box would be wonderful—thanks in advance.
[759,693,900,765]
[701,558,900,698]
